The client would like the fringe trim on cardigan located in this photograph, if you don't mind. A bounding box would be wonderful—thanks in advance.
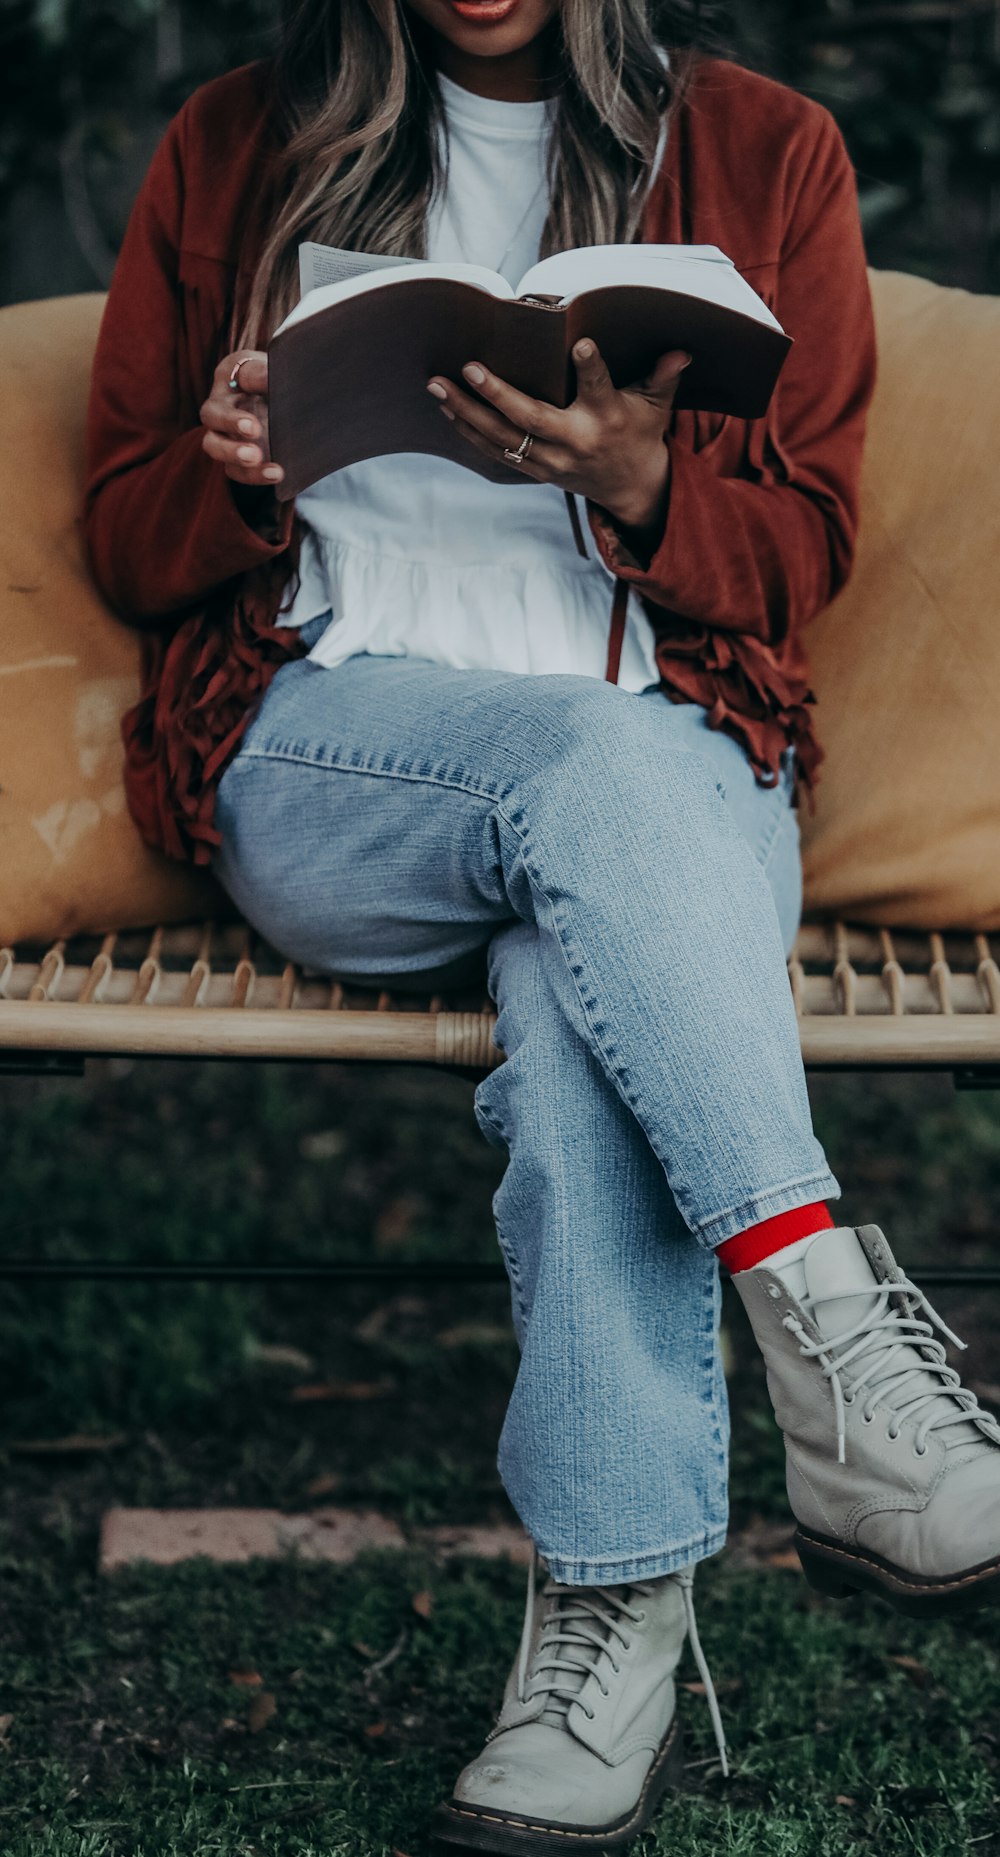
[121,527,307,866]
[654,623,823,797]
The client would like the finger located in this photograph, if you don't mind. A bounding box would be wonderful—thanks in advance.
[428,376,531,453]
[447,412,550,482]
[201,397,265,443]
[571,338,615,406]
[203,429,264,469]
[202,428,284,483]
[456,363,561,441]
[627,349,692,404]
[225,465,284,486]
[216,351,268,397]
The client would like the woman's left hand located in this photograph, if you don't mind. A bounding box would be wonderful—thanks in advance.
[427,339,691,535]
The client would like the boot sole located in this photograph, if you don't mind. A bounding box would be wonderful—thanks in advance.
[429,1715,685,1856]
[796,1527,1000,1618]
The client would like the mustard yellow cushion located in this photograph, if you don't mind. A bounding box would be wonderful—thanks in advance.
[0,294,218,945]
[801,269,1000,929]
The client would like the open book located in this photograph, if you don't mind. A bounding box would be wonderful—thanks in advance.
[266,241,791,501]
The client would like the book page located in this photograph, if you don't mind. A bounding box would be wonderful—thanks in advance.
[517,244,784,333]
[517,244,732,298]
[274,261,516,338]
[298,241,426,297]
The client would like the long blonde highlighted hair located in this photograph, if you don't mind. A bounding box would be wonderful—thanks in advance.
[233,0,723,349]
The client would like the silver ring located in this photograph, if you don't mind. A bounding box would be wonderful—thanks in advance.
[502,430,534,466]
[227,355,255,393]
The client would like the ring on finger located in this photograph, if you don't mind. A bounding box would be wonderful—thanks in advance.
[227,355,255,393]
[502,430,534,466]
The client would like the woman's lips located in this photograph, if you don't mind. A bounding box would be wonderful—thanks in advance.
[448,0,523,24]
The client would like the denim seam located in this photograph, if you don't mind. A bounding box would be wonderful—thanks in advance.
[493,798,723,1231]
[699,1259,730,1521]
[490,1208,530,1335]
[693,1168,842,1248]
[753,790,789,874]
[233,743,509,807]
[759,799,801,883]
[473,1097,531,1333]
[494,808,666,1156]
[539,1527,728,1586]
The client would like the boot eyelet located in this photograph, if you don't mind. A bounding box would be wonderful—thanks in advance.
[584,1707,595,1720]
[913,1443,928,1458]
[768,1284,783,1300]
[887,1426,900,1443]
[861,1412,874,1425]
[622,1639,632,1651]
[635,1612,647,1624]
[842,1392,855,1405]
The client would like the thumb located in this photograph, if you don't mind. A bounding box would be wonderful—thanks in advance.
[629,349,692,406]
[572,338,615,405]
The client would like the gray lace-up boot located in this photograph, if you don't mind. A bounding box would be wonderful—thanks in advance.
[734,1223,1000,1614]
[431,1551,727,1855]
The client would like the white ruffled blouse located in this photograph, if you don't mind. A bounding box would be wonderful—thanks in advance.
[276,71,661,695]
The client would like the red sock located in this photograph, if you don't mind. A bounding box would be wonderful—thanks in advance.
[716,1202,835,1275]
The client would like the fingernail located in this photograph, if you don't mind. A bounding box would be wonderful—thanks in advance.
[463,364,485,385]
[237,445,258,462]
[440,406,455,421]
[677,353,693,370]
[426,381,447,400]
[238,417,256,434]
[263,465,283,481]
[575,340,594,360]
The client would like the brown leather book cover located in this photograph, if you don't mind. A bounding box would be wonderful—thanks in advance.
[267,278,792,502]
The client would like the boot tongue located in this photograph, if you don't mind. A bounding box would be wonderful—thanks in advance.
[802,1228,882,1341]
[801,1228,989,1456]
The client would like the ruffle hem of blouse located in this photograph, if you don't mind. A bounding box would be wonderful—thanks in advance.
[120,517,821,868]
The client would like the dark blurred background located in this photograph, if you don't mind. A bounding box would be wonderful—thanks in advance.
[2,0,1000,309]
[3,11,1000,1844]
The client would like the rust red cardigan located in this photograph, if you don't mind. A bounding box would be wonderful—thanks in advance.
[82,55,877,866]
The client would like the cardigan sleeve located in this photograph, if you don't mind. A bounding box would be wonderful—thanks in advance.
[587,109,877,646]
[81,99,293,627]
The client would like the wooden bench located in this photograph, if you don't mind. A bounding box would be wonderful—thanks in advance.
[6,917,998,1293]
[3,919,999,1081]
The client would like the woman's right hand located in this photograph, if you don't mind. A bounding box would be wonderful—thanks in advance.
[200,350,285,487]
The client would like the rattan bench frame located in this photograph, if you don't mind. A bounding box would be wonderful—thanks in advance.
[2,918,1000,1076]
[4,915,999,1289]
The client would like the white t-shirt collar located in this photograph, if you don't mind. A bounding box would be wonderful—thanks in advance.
[436,68,552,139]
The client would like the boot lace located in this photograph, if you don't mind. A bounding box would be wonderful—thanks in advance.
[514,1547,729,1776]
[783,1276,1000,1465]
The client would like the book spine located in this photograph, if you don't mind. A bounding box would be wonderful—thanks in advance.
[490,301,571,410]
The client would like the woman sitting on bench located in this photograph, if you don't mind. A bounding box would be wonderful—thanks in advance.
[82,1,1000,1848]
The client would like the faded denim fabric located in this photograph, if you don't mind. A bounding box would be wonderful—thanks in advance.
[213,619,840,1583]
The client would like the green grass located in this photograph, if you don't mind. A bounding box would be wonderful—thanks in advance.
[0,1059,999,1851]
[1,1547,997,1855]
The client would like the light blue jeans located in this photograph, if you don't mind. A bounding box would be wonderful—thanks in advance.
[212,615,840,1584]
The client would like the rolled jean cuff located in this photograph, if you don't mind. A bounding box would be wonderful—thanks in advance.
[691,1170,842,1251]
[539,1526,728,1588]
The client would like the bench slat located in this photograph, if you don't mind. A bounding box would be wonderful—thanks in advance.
[1,921,998,1070]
